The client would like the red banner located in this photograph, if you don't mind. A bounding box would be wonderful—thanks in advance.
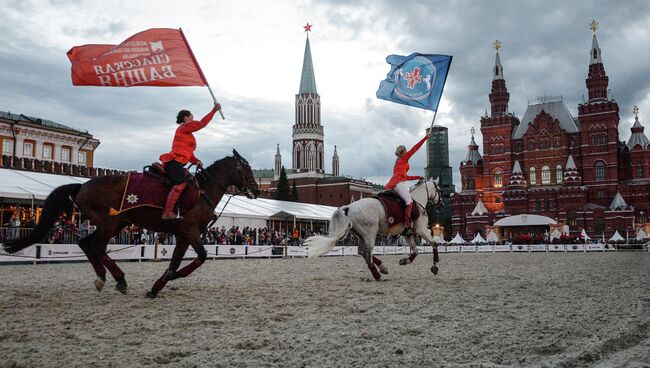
[67,28,208,87]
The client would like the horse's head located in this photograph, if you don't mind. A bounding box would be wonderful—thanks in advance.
[412,178,443,209]
[229,149,260,199]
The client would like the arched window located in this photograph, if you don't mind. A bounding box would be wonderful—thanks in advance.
[494,169,503,188]
[541,165,551,184]
[636,163,643,178]
[594,161,606,181]
[468,178,475,190]
[637,211,647,225]
[556,164,563,184]
[516,142,523,152]
[529,167,537,185]
[528,141,535,151]
[554,138,561,148]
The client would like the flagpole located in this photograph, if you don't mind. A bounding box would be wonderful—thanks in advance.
[179,28,226,120]
[428,111,438,132]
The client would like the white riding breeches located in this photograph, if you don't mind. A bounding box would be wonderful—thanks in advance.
[393,182,413,204]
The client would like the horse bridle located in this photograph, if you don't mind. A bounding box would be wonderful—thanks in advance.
[196,155,256,200]
[412,179,444,215]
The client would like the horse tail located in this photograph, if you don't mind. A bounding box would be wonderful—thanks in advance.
[306,206,351,259]
[2,183,81,253]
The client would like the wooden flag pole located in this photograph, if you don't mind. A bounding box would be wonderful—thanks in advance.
[179,28,225,120]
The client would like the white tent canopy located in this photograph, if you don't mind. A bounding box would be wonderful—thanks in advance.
[486,230,499,243]
[493,214,557,227]
[608,230,625,242]
[449,232,466,244]
[471,233,486,244]
[0,168,88,200]
[214,196,337,229]
[580,229,591,240]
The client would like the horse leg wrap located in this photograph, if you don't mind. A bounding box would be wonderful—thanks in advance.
[408,252,417,262]
[372,256,383,266]
[175,258,205,278]
[433,247,440,263]
[368,264,381,281]
[101,255,125,280]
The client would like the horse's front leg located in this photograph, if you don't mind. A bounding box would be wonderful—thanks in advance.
[399,235,418,265]
[171,240,208,279]
[146,239,189,299]
[414,218,440,274]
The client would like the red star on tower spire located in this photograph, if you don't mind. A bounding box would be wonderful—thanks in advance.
[303,22,312,32]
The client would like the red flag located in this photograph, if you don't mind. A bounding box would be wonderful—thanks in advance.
[67,28,208,87]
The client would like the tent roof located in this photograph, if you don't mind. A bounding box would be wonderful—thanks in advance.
[0,168,88,200]
[215,196,337,221]
[608,230,625,242]
[494,214,557,227]
[449,232,466,244]
[471,233,486,243]
[580,229,591,239]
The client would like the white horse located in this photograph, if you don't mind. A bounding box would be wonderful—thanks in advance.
[306,179,443,280]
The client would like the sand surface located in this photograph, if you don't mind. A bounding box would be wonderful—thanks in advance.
[0,252,648,368]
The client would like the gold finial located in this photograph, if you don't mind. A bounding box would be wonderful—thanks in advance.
[589,20,599,35]
[633,105,639,118]
[492,40,502,52]
[470,127,475,136]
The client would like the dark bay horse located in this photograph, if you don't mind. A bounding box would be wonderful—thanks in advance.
[2,150,259,298]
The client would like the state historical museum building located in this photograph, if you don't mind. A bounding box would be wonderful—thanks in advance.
[452,25,649,240]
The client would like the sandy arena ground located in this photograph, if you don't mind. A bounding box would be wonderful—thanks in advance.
[0,252,648,368]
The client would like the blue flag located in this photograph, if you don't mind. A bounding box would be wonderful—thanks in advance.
[376,53,452,111]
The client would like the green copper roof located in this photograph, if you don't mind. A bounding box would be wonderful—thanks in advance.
[299,36,317,94]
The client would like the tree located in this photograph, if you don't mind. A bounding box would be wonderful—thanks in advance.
[290,180,298,202]
[275,166,290,201]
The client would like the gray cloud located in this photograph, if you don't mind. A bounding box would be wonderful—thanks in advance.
[0,0,648,191]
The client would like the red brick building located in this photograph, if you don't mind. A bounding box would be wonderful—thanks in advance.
[452,25,647,240]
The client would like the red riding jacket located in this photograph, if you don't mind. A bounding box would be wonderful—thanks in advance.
[159,107,217,165]
[385,135,428,190]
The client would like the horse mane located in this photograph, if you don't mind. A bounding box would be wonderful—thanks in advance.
[196,155,234,186]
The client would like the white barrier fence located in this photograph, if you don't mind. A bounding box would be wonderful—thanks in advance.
[0,242,628,263]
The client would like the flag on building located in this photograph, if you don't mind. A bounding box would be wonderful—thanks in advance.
[376,53,452,111]
[67,28,208,87]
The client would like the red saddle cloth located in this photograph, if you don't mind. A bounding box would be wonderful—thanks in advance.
[373,191,420,230]
[109,172,200,216]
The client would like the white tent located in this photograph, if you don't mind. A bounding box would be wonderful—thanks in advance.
[636,227,648,240]
[449,232,466,244]
[0,168,88,200]
[432,234,446,244]
[471,233,486,244]
[580,229,591,240]
[608,231,625,242]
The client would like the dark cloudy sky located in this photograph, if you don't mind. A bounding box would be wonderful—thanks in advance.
[1,0,648,188]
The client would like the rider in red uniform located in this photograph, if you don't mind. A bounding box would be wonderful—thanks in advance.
[385,133,430,229]
[159,102,220,220]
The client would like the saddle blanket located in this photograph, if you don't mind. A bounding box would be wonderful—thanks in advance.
[109,172,200,216]
[373,191,420,230]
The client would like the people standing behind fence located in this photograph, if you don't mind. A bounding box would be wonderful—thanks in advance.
[7,214,20,239]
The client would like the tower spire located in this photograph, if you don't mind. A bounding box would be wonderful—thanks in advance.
[489,40,509,116]
[299,23,317,94]
[585,20,609,101]
[332,145,339,176]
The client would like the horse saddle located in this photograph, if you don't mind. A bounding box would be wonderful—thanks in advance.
[108,171,200,216]
[143,162,193,186]
[373,190,420,230]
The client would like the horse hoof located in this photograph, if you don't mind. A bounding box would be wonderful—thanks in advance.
[379,264,389,274]
[116,282,128,295]
[431,265,439,275]
[94,278,105,292]
[399,258,410,266]
[145,291,157,299]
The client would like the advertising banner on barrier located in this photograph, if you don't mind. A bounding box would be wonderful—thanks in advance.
[548,244,565,252]
[417,246,432,254]
[493,245,510,252]
[530,244,547,252]
[217,245,246,257]
[460,245,476,253]
[246,246,274,257]
[287,246,308,257]
[512,244,528,252]
[326,246,344,256]
[395,246,408,254]
[39,244,87,261]
[566,244,585,252]
[0,245,37,262]
[604,244,617,251]
[437,246,447,253]
[156,245,176,259]
[343,246,358,256]
[372,246,384,255]
[106,245,142,260]
[585,243,605,251]
[384,246,396,255]
[446,246,460,253]
[477,246,493,253]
